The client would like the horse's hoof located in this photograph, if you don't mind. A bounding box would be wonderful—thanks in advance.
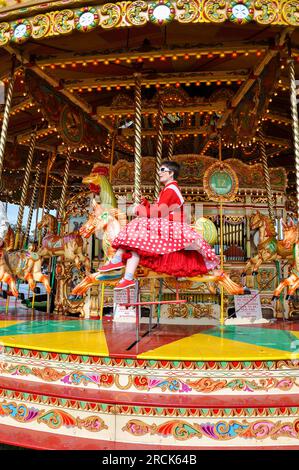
[241,272,246,277]
[272,295,279,301]
[252,271,258,276]
[243,287,251,295]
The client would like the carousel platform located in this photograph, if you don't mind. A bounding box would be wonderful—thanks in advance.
[0,300,299,449]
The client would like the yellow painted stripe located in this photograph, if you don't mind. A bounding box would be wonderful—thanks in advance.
[0,330,109,356]
[0,320,25,328]
[138,333,299,361]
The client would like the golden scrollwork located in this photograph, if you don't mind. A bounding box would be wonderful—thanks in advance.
[168,304,189,318]
[203,0,226,23]
[126,1,148,26]
[53,10,74,35]
[281,0,299,25]
[176,0,199,22]
[193,304,216,319]
[1,1,299,46]
[254,0,279,24]
[100,3,122,29]
[0,22,10,46]
[31,14,51,39]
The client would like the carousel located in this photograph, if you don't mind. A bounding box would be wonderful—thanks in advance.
[0,0,299,450]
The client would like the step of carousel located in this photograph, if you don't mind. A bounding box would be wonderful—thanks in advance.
[0,347,299,448]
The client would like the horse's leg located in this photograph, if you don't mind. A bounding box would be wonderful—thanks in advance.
[272,273,297,300]
[242,255,260,276]
[71,272,100,296]
[286,276,299,300]
[2,273,18,297]
[213,270,248,295]
[24,272,36,292]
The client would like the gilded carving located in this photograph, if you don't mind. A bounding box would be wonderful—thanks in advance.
[282,0,299,25]
[168,304,189,318]
[0,22,10,46]
[204,0,226,23]
[126,1,148,26]
[53,10,74,35]
[31,14,51,39]
[100,3,122,29]
[254,0,279,24]
[176,0,199,22]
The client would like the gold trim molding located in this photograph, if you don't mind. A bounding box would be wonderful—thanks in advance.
[1,1,299,47]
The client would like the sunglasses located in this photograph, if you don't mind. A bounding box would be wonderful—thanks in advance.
[159,167,171,173]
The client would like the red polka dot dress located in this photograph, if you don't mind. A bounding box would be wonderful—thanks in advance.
[112,181,219,276]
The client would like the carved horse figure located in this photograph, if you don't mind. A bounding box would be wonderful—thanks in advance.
[72,172,248,297]
[244,211,296,275]
[0,203,48,295]
[37,213,90,271]
[0,249,18,297]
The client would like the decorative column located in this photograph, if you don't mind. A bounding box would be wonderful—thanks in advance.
[24,162,41,247]
[14,131,36,249]
[134,73,142,205]
[154,96,164,199]
[259,130,275,224]
[0,55,16,184]
[288,53,299,215]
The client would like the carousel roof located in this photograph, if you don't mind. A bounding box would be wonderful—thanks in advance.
[0,0,299,206]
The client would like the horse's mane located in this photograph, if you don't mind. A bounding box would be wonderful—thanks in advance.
[262,214,276,237]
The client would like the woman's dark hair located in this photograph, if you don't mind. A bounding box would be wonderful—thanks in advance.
[161,160,181,180]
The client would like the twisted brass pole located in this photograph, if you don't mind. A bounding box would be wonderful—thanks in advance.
[24,162,41,247]
[0,55,16,185]
[46,178,55,212]
[14,131,36,249]
[57,150,71,222]
[154,97,164,199]
[288,55,299,214]
[259,130,275,224]
[168,133,175,159]
[134,73,142,204]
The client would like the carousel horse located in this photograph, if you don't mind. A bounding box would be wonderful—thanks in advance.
[0,249,18,297]
[0,203,48,295]
[72,173,248,297]
[3,247,51,294]
[37,213,90,272]
[243,211,296,276]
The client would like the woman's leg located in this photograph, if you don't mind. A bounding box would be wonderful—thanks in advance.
[124,251,140,280]
[110,248,125,263]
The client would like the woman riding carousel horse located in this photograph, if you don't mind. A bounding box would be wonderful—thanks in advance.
[99,160,220,290]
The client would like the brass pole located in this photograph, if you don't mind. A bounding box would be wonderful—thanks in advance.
[42,152,56,218]
[14,131,36,249]
[154,97,164,199]
[219,137,224,326]
[259,130,275,224]
[109,132,116,183]
[57,150,71,222]
[288,52,299,215]
[167,133,175,159]
[134,73,142,204]
[24,162,41,247]
[0,55,16,185]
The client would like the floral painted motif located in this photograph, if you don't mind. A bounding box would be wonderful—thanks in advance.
[123,418,299,441]
[0,399,107,432]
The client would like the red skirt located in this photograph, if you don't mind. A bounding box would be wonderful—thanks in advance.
[113,217,219,276]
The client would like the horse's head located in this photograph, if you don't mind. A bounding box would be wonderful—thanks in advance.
[37,213,57,233]
[282,219,298,247]
[80,200,110,239]
[250,211,263,230]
